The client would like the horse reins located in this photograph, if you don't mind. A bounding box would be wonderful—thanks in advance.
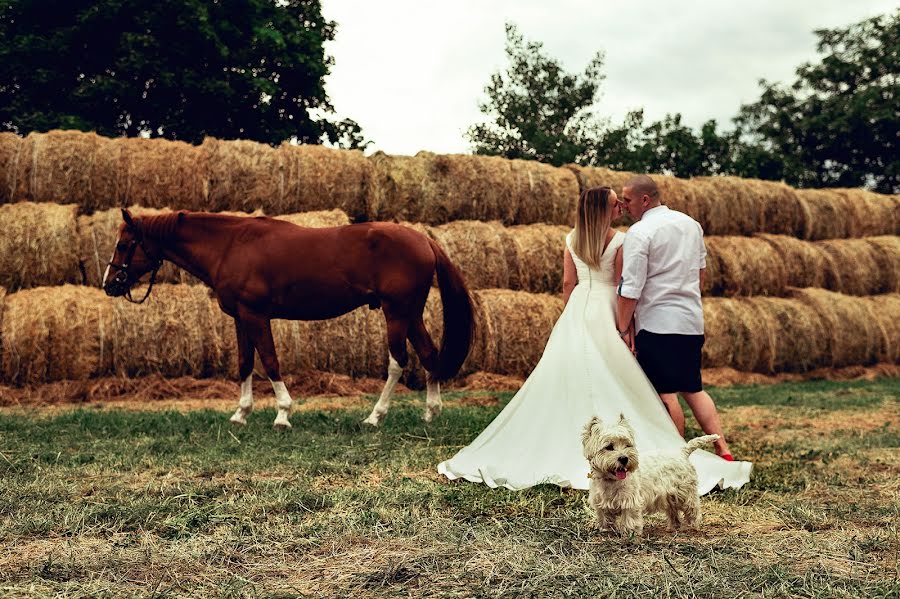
[106,235,163,304]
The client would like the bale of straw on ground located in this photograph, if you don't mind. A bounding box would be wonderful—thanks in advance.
[202,138,284,213]
[0,202,82,290]
[756,234,830,289]
[861,293,900,363]
[816,238,894,296]
[430,221,510,289]
[11,131,121,211]
[701,298,776,372]
[369,152,578,225]
[791,288,882,367]
[704,236,786,297]
[117,137,208,211]
[750,296,830,372]
[280,143,372,221]
[691,176,760,236]
[0,132,23,204]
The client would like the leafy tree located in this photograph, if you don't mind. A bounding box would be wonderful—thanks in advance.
[734,10,898,192]
[0,0,368,148]
[466,23,605,166]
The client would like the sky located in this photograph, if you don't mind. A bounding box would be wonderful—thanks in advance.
[320,1,896,156]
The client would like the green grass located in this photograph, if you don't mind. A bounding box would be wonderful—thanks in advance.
[0,379,897,597]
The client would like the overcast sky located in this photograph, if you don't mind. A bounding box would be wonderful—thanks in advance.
[321,1,895,155]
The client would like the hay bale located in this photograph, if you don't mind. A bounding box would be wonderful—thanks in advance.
[756,234,830,290]
[0,132,23,204]
[747,179,806,236]
[833,189,896,237]
[816,238,894,296]
[795,189,855,240]
[503,224,570,293]
[202,138,284,213]
[11,130,121,211]
[273,209,351,228]
[280,142,372,221]
[864,236,900,293]
[0,202,82,290]
[691,176,760,236]
[704,236,786,297]
[117,137,208,211]
[791,288,881,367]
[701,298,775,372]
[751,296,830,372]
[0,284,233,384]
[369,152,578,225]
[563,165,634,197]
[430,221,510,289]
[862,293,900,363]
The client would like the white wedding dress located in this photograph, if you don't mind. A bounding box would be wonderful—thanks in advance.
[438,230,751,494]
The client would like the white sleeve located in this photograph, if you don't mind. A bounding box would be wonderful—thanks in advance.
[618,230,649,299]
[697,233,707,270]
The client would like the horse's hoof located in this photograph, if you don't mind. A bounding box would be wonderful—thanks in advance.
[273,420,292,430]
[229,414,247,426]
[423,407,441,423]
[362,413,383,427]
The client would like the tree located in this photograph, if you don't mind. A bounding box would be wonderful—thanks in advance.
[0,0,368,148]
[734,11,898,192]
[466,23,605,166]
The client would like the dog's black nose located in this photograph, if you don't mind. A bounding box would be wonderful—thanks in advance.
[618,456,629,466]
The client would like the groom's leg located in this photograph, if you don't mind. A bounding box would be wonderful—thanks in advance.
[681,390,731,455]
[659,393,685,436]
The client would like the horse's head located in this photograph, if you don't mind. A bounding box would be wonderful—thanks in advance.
[102,209,164,300]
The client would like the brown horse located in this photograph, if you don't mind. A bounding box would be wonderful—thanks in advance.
[103,209,474,428]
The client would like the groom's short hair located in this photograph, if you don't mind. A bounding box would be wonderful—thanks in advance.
[625,175,660,201]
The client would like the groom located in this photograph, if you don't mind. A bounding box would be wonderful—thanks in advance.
[615,175,734,460]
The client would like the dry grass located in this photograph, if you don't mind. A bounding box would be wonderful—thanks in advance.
[0,202,82,291]
[0,378,896,597]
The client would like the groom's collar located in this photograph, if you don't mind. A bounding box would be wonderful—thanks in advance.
[641,205,668,220]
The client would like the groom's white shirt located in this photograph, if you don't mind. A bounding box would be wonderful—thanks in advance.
[619,205,706,335]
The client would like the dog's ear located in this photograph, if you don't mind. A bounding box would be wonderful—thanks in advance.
[618,413,635,435]
[582,415,602,446]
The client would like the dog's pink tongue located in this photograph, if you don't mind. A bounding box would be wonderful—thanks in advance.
[615,470,627,480]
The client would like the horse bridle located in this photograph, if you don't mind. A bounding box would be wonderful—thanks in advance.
[106,232,163,304]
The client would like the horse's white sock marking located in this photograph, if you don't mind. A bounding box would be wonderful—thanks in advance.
[271,379,293,429]
[424,378,442,422]
[229,375,253,425]
[364,355,403,426]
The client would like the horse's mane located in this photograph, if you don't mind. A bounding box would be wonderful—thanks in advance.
[138,212,182,241]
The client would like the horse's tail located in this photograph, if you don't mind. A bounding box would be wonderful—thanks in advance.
[429,238,475,381]
[682,434,720,459]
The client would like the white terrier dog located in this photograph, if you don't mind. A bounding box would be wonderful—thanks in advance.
[581,414,718,537]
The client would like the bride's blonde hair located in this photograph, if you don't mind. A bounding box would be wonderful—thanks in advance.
[572,186,615,268]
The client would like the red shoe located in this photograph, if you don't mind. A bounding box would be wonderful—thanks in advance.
[720,454,734,462]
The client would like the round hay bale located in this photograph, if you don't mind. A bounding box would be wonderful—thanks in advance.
[756,234,830,290]
[503,224,570,293]
[864,236,900,293]
[0,132,23,204]
[833,189,896,237]
[0,202,82,290]
[430,221,510,289]
[703,236,786,296]
[751,296,829,372]
[791,288,881,367]
[476,289,563,377]
[280,142,372,221]
[700,298,735,368]
[202,138,284,213]
[564,165,636,226]
[369,152,577,225]
[11,130,121,211]
[653,175,701,227]
[701,298,775,372]
[691,176,760,235]
[816,238,893,296]
[117,137,208,211]
[747,179,806,236]
[862,293,900,363]
[795,189,855,240]
[273,209,351,228]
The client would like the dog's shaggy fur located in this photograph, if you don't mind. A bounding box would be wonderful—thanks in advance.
[581,414,718,536]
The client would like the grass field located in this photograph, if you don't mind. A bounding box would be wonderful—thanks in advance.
[0,378,897,598]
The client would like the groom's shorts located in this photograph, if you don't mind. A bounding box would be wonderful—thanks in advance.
[635,331,704,394]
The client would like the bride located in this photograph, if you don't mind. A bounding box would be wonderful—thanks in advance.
[438,186,751,494]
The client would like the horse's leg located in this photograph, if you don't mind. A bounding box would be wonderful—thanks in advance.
[241,310,293,430]
[363,316,409,426]
[229,319,256,426]
[408,317,442,422]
